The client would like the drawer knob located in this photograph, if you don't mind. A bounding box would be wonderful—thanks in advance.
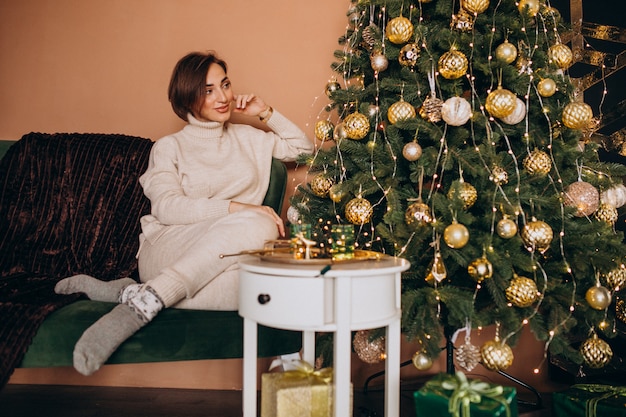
[257,294,271,304]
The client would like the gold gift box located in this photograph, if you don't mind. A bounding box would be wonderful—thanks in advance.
[261,372,352,417]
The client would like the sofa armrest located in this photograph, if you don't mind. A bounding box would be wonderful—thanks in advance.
[0,140,15,160]
[263,158,287,214]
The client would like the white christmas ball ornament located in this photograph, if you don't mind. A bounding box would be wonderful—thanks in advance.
[500,98,526,125]
[287,206,300,224]
[441,97,472,126]
[601,184,626,208]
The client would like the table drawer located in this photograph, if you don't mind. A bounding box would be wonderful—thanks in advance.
[239,271,326,328]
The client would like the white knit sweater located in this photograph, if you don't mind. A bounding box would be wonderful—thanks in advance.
[139,111,313,244]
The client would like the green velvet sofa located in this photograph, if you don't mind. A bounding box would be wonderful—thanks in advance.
[0,134,301,387]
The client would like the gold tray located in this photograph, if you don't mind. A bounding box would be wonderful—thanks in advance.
[256,248,386,265]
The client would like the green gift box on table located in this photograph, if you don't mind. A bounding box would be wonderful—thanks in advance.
[552,384,626,417]
[414,372,518,417]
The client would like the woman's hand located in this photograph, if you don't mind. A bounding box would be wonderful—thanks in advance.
[229,201,285,237]
[232,93,269,118]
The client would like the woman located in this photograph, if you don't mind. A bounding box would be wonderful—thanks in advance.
[55,51,314,375]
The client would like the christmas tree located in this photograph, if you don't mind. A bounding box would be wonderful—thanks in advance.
[289,0,626,374]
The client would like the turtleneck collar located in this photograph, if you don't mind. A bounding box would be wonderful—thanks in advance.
[182,113,226,139]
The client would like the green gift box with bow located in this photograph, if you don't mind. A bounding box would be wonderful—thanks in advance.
[552,384,626,417]
[414,372,518,417]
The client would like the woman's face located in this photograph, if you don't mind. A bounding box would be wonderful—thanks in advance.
[196,63,233,122]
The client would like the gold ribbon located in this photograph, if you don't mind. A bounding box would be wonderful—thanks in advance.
[571,384,626,417]
[433,371,510,417]
[279,359,333,385]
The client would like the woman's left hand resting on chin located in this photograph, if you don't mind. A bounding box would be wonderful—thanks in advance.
[229,201,285,237]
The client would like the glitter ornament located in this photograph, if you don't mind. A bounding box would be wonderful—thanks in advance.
[595,202,618,225]
[561,101,593,130]
[495,40,517,64]
[451,9,475,32]
[580,333,613,369]
[490,166,509,185]
[343,112,370,140]
[521,220,553,253]
[537,78,557,97]
[523,149,551,176]
[353,330,386,364]
[497,216,518,239]
[329,184,347,203]
[419,95,444,123]
[370,50,389,72]
[485,87,517,118]
[310,173,335,197]
[405,200,432,227]
[444,221,470,249]
[399,43,420,67]
[412,351,433,370]
[480,338,514,371]
[345,196,373,224]
[287,206,300,224]
[387,99,416,124]
[402,141,423,161]
[616,299,626,323]
[425,251,447,285]
[333,123,348,141]
[441,97,472,126]
[540,6,562,24]
[461,0,490,14]
[601,184,626,208]
[325,79,341,97]
[564,181,599,217]
[548,43,573,70]
[447,180,477,209]
[603,266,626,291]
[455,342,481,372]
[517,0,541,16]
[314,120,335,141]
[586,285,612,310]
[386,16,414,44]
[468,256,493,282]
[506,274,539,307]
[500,98,526,125]
[438,48,468,79]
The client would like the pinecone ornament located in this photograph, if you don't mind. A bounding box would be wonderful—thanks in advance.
[455,342,481,372]
[419,94,443,123]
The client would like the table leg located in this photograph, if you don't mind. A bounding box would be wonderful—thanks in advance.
[333,277,352,417]
[302,330,316,365]
[243,317,258,417]
[385,318,400,417]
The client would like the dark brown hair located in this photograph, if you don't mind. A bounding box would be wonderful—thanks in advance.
[168,52,228,121]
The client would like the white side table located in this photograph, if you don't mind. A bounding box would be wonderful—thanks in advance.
[238,256,410,417]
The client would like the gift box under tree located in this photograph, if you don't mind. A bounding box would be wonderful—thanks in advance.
[414,372,518,417]
[552,384,626,417]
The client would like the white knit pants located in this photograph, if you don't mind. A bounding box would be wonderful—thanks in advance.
[137,210,278,311]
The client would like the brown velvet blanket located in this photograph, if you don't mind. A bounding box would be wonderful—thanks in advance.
[0,132,153,388]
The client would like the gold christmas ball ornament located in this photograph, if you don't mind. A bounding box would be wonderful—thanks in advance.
[441,97,472,126]
[444,222,470,249]
[461,0,490,14]
[370,51,389,72]
[490,166,509,185]
[523,149,552,176]
[562,102,594,130]
[485,87,517,119]
[405,201,433,226]
[540,6,562,24]
[329,184,347,203]
[314,120,335,141]
[480,338,514,371]
[310,173,335,197]
[412,351,433,370]
[402,141,423,161]
[517,0,541,17]
[399,43,420,67]
[495,41,518,64]
[506,274,539,307]
[345,197,373,224]
[387,99,416,124]
[325,79,341,97]
[386,16,414,44]
[438,49,469,80]
[616,299,626,323]
[603,266,626,291]
[595,202,619,225]
[521,220,553,253]
[333,123,348,141]
[451,9,475,32]
[548,43,574,70]
[353,330,386,364]
[343,112,370,140]
[601,184,626,208]
[468,256,493,282]
[497,217,518,239]
[564,181,599,217]
[580,333,613,369]
[500,98,526,125]
[537,78,557,97]
[419,96,444,123]
[586,285,612,310]
[447,180,478,209]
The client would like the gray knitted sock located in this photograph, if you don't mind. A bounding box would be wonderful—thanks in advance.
[54,274,136,302]
[72,286,163,375]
